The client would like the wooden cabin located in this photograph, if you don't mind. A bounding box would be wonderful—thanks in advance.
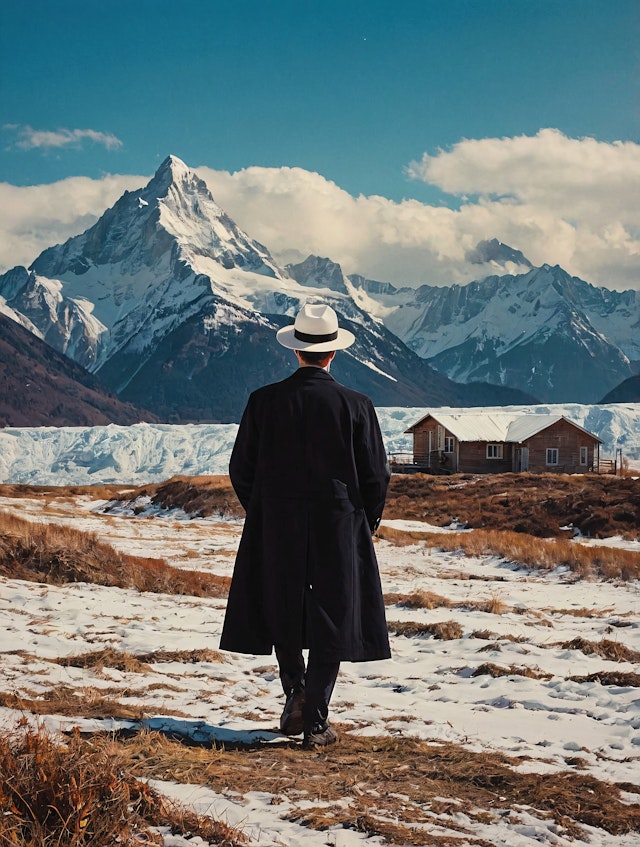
[399,412,602,475]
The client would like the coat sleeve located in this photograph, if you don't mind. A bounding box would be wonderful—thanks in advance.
[229,394,260,511]
[354,399,390,532]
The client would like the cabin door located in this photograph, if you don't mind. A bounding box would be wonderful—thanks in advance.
[516,447,529,471]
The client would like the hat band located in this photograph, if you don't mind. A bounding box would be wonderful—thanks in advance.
[294,328,339,343]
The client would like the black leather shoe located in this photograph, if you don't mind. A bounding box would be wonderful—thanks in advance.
[302,722,338,749]
[280,687,305,736]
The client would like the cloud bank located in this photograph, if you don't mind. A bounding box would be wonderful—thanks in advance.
[0,130,637,290]
[0,175,145,270]
[199,129,640,290]
[4,124,123,151]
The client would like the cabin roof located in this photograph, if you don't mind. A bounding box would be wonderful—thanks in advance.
[405,412,602,443]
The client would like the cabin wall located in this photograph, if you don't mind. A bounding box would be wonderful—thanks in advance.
[458,442,512,474]
[525,420,598,473]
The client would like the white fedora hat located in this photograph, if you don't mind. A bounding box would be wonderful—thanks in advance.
[276,303,355,352]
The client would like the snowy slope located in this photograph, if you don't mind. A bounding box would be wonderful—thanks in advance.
[0,403,638,485]
[349,264,640,403]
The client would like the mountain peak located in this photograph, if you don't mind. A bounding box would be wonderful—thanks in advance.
[160,153,188,171]
[466,238,533,270]
[144,154,211,202]
[286,255,349,293]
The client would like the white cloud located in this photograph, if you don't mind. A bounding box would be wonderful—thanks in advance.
[0,174,145,271]
[198,131,640,291]
[5,124,123,151]
[0,130,638,291]
[197,165,471,285]
[406,129,640,288]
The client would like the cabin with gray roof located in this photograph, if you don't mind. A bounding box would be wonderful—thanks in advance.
[400,412,602,474]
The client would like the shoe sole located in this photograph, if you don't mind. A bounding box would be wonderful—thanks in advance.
[302,727,338,749]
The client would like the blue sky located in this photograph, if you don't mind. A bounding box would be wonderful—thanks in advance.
[1,0,639,288]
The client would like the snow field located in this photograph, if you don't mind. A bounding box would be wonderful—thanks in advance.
[0,492,638,845]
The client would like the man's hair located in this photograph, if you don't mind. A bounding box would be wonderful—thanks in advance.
[296,349,335,366]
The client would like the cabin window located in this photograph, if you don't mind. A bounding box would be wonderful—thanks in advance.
[444,436,454,453]
[486,444,503,459]
[546,448,559,465]
[580,446,588,465]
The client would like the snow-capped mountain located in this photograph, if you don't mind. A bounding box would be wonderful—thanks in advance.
[465,238,533,272]
[347,263,640,404]
[22,155,282,374]
[0,157,535,422]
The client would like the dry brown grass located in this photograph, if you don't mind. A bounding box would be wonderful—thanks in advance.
[568,671,640,686]
[383,472,640,540]
[388,619,464,640]
[0,680,198,720]
[0,509,230,597]
[51,647,226,672]
[4,472,638,542]
[123,475,243,519]
[472,663,552,680]
[0,482,135,501]
[385,589,508,615]
[0,685,148,720]
[385,589,452,608]
[113,729,640,842]
[556,637,640,663]
[543,605,615,617]
[377,524,640,580]
[0,722,245,846]
[53,647,154,673]
[137,647,226,664]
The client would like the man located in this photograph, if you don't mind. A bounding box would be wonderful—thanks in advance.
[220,302,390,748]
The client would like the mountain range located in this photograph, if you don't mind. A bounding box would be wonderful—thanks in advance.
[346,259,640,404]
[0,156,638,425]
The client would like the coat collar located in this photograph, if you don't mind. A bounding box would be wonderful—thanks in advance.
[289,367,335,383]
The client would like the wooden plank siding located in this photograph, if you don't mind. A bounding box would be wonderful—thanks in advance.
[458,442,512,474]
[525,419,597,473]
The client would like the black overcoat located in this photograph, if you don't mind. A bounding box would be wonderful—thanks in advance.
[219,367,391,663]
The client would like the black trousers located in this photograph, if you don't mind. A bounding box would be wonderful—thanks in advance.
[275,645,340,730]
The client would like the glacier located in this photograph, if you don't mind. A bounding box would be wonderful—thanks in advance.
[0,403,638,485]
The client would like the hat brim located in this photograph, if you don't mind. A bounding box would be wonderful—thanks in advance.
[276,325,355,352]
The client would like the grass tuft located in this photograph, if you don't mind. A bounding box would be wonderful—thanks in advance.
[568,671,640,687]
[52,647,226,672]
[557,637,640,663]
[0,509,230,597]
[472,662,552,680]
[377,524,640,581]
[388,619,463,640]
[0,722,246,846]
